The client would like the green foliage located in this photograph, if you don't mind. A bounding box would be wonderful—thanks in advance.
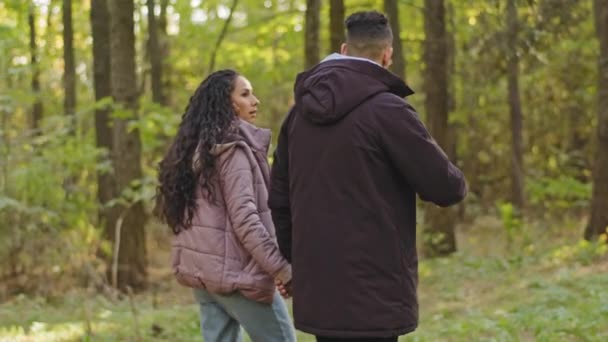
[550,236,608,266]
[0,0,603,300]
[1,228,607,341]
[0,109,104,297]
[527,175,592,210]
[497,201,523,248]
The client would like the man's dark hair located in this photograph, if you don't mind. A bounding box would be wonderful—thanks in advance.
[345,11,393,59]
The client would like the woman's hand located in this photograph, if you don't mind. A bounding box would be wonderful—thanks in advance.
[275,279,292,299]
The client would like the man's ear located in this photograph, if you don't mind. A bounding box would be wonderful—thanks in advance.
[382,47,394,68]
[340,43,348,55]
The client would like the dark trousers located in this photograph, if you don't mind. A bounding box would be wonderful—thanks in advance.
[316,336,398,342]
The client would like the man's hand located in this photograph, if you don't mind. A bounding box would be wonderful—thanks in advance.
[275,279,293,299]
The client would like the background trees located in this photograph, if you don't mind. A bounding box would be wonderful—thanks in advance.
[0,0,605,296]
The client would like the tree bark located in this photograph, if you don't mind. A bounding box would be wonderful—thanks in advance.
[585,0,608,240]
[159,0,169,34]
[384,0,406,80]
[62,0,76,118]
[305,0,321,68]
[91,0,117,270]
[108,0,147,291]
[423,0,457,256]
[29,3,43,132]
[506,0,525,210]
[146,0,164,105]
[329,0,344,53]
[158,0,171,106]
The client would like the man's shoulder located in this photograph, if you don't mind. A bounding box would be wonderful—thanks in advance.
[359,91,412,118]
[370,91,409,106]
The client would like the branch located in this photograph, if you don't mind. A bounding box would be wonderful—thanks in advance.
[208,0,239,74]
[227,8,302,35]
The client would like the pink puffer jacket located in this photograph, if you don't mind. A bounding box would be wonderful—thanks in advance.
[172,119,291,304]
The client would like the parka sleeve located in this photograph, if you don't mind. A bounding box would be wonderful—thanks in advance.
[268,109,294,263]
[220,148,291,283]
[379,101,467,207]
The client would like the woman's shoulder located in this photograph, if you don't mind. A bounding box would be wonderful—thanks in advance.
[217,142,254,172]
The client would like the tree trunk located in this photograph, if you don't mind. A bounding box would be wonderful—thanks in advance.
[62,0,76,118]
[585,0,608,240]
[329,0,344,53]
[158,0,171,106]
[423,0,457,256]
[506,0,525,210]
[305,0,321,68]
[159,0,169,34]
[29,3,43,132]
[146,0,164,104]
[108,0,147,292]
[91,0,118,271]
[384,0,406,80]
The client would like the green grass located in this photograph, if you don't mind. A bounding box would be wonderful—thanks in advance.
[1,221,607,341]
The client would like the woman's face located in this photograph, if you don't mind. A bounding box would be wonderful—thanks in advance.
[231,76,259,123]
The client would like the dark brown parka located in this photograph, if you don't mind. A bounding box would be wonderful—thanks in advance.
[269,58,467,338]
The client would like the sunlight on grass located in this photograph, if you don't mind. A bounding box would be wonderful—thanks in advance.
[0,321,90,342]
[1,227,607,342]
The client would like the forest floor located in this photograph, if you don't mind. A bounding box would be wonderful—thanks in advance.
[1,215,607,341]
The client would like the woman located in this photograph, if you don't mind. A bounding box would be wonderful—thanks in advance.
[156,69,296,342]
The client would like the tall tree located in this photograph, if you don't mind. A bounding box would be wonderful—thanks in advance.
[146,0,164,104]
[28,3,43,131]
[158,0,171,105]
[585,0,608,240]
[91,0,117,272]
[158,0,169,34]
[329,0,344,53]
[108,0,147,291]
[305,0,321,68]
[506,0,525,210]
[423,0,457,256]
[384,0,406,80]
[62,0,76,118]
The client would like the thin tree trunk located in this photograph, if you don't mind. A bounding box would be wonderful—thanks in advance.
[329,0,344,53]
[158,0,171,105]
[108,0,147,292]
[384,0,406,80]
[159,0,169,34]
[62,0,76,118]
[29,3,43,132]
[91,0,117,267]
[305,0,321,68]
[446,2,463,218]
[423,0,457,257]
[585,0,608,240]
[208,0,239,74]
[147,0,164,104]
[506,0,525,210]
[447,1,456,114]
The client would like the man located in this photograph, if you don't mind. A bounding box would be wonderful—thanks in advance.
[269,11,466,342]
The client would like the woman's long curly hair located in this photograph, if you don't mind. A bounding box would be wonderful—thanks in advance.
[156,69,239,234]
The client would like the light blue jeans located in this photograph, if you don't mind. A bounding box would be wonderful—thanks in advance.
[193,288,297,342]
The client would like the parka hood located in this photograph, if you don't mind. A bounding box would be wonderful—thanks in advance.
[294,56,414,125]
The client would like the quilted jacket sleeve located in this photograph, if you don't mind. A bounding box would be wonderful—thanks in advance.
[268,109,294,263]
[219,147,291,283]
